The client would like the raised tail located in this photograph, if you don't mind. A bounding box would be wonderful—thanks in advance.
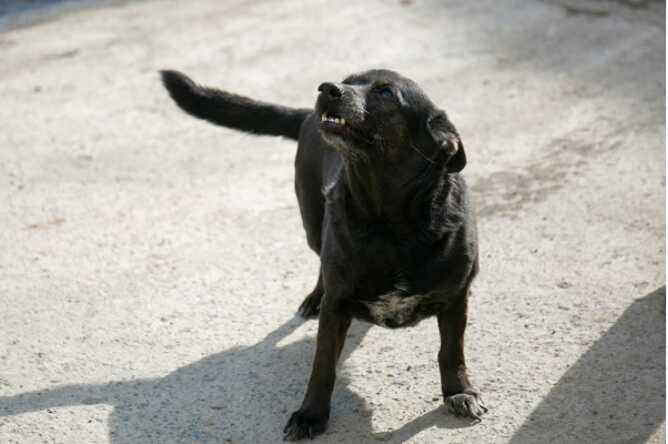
[160,70,312,141]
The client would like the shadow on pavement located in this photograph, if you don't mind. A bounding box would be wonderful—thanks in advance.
[0,315,475,443]
[510,286,666,444]
[1,316,370,443]
[3,288,662,442]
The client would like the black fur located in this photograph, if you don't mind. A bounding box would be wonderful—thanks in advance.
[160,68,487,441]
[161,70,311,140]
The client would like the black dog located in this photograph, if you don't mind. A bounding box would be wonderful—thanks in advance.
[160,69,487,440]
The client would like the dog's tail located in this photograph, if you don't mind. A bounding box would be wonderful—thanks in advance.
[160,70,312,141]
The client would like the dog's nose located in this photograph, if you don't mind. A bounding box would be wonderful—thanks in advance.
[318,82,343,99]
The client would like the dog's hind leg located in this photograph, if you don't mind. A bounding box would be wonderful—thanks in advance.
[298,268,323,319]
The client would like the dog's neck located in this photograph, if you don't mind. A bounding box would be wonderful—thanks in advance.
[340,158,444,236]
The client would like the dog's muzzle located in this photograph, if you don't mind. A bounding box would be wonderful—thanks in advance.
[317,82,351,134]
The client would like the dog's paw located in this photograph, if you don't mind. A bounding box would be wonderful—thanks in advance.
[298,293,321,319]
[445,392,488,421]
[283,410,328,441]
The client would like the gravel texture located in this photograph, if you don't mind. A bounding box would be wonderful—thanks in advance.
[0,0,665,443]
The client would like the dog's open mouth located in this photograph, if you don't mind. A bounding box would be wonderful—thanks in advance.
[319,111,374,152]
[320,112,346,126]
[320,112,350,137]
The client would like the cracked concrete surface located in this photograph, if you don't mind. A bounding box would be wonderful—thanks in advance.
[0,0,665,443]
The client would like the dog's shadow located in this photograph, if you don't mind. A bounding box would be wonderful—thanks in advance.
[0,316,470,443]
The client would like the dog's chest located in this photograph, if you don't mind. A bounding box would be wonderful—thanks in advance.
[337,214,436,328]
[344,226,438,328]
[362,291,431,328]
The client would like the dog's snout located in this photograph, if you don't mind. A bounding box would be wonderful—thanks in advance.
[318,82,343,99]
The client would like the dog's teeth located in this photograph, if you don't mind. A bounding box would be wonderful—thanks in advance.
[321,114,346,125]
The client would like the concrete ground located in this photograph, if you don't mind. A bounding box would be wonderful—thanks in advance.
[0,0,665,443]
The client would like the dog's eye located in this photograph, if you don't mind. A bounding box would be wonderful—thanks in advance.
[377,87,394,99]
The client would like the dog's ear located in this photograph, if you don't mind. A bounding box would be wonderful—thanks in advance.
[426,111,467,172]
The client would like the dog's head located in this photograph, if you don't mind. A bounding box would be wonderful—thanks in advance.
[315,69,466,172]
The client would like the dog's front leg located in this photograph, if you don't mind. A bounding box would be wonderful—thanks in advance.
[437,295,488,420]
[283,307,351,441]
